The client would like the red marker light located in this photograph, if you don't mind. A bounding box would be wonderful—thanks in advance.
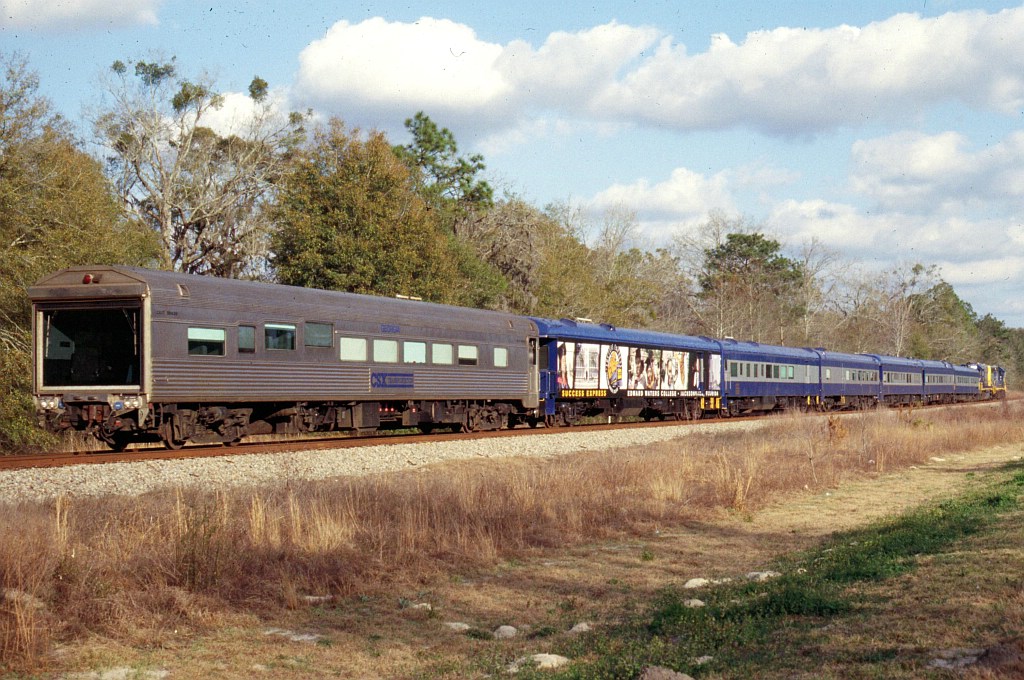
[82,274,93,284]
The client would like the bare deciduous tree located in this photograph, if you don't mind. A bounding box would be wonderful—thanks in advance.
[94,57,307,278]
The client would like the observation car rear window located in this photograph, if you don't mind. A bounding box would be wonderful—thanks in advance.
[265,323,296,350]
[41,307,141,387]
[188,327,225,356]
[305,322,333,348]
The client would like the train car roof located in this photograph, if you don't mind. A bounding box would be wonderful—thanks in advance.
[529,317,721,352]
[30,266,537,336]
[719,338,820,362]
[861,353,924,369]
[918,358,956,372]
[816,350,881,367]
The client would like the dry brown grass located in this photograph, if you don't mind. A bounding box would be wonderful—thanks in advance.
[1,401,1022,673]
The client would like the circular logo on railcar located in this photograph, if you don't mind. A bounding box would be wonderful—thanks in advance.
[606,345,623,394]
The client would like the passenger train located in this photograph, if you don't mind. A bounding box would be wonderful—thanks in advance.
[28,266,1007,450]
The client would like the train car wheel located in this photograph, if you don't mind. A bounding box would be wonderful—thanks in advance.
[159,421,186,449]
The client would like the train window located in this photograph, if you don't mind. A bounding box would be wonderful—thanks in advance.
[188,327,225,356]
[773,365,780,379]
[432,343,453,365]
[404,341,427,364]
[494,347,508,368]
[825,368,832,380]
[238,325,255,353]
[730,362,738,378]
[788,366,795,379]
[305,322,333,348]
[845,370,851,381]
[457,345,478,366]
[265,323,296,350]
[373,339,399,363]
[339,337,367,361]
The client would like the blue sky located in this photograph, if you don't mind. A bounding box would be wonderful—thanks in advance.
[3,0,1024,326]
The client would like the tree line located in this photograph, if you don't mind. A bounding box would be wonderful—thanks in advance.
[1,53,1020,450]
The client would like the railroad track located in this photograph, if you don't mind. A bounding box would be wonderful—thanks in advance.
[0,417,716,471]
[0,399,1009,472]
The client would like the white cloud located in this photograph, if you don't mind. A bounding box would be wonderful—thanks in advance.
[851,130,1024,211]
[201,89,291,138]
[0,0,160,30]
[589,167,735,223]
[769,199,883,252]
[597,8,1024,133]
[295,17,509,116]
[497,22,661,111]
[292,8,1024,142]
[940,257,1024,287]
[766,198,1015,267]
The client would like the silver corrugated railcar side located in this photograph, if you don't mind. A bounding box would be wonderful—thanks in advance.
[31,266,540,449]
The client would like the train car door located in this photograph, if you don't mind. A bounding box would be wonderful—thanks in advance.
[537,338,558,416]
[528,338,539,407]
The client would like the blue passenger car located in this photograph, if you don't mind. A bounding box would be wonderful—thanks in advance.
[530,318,723,424]
[866,354,924,405]
[719,340,820,414]
[920,359,957,403]
[815,350,881,409]
[952,364,982,400]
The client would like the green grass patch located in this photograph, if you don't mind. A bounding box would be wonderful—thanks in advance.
[517,465,1024,679]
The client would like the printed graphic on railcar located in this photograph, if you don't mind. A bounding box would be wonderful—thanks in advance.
[556,341,720,397]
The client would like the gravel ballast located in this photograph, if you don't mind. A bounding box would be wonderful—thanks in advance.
[0,421,764,505]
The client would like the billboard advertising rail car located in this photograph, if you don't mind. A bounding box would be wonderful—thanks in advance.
[556,341,720,398]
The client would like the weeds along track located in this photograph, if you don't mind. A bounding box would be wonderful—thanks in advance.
[0,401,1011,507]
